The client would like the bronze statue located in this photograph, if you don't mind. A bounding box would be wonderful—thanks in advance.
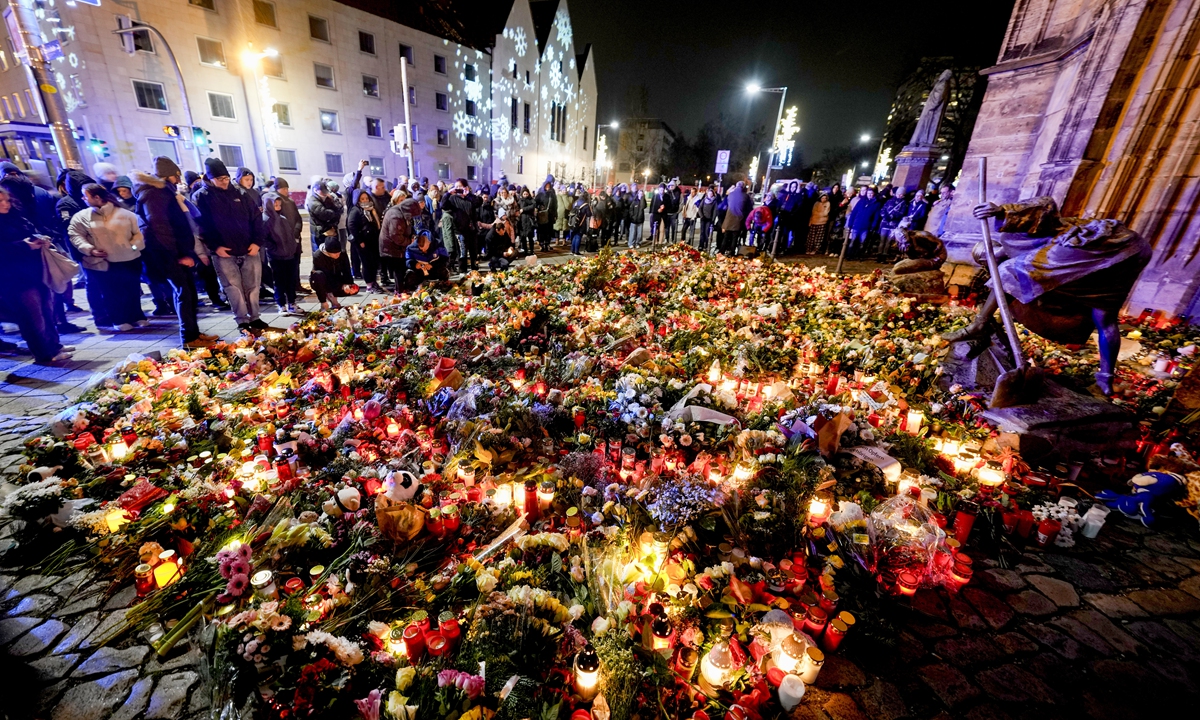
[893,229,947,274]
[944,197,1152,396]
[910,70,952,148]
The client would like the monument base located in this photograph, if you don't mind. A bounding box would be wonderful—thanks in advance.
[890,145,940,193]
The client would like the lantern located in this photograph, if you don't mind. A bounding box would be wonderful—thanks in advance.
[896,571,919,596]
[387,627,408,656]
[386,421,401,438]
[797,646,824,684]
[153,550,181,588]
[650,611,674,652]
[807,496,831,526]
[494,482,513,507]
[707,359,721,384]
[774,632,807,674]
[733,464,755,483]
[573,643,600,701]
[977,461,1005,487]
[251,570,279,601]
[700,640,734,692]
[134,563,154,598]
[905,409,924,435]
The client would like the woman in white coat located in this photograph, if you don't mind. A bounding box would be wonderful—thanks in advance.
[68,184,146,331]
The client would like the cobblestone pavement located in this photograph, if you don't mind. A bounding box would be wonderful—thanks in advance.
[0,247,914,720]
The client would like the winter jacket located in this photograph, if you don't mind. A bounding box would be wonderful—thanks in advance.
[276,192,303,246]
[193,182,264,256]
[650,190,670,222]
[535,186,557,226]
[746,205,774,233]
[907,199,930,231]
[405,237,449,270]
[0,173,57,238]
[307,192,342,243]
[809,199,831,227]
[442,192,476,234]
[554,191,571,230]
[485,227,514,258]
[568,199,592,231]
[130,171,197,264]
[928,197,953,237]
[0,209,48,289]
[683,193,701,220]
[347,203,381,255]
[517,197,537,235]
[380,198,423,258]
[68,202,145,265]
[263,193,299,259]
[721,184,752,232]
[626,191,646,224]
[593,194,611,222]
[698,195,718,221]
[311,248,352,286]
[55,170,94,242]
[879,197,909,233]
[847,196,883,233]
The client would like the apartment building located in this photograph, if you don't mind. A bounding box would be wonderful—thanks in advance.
[0,0,597,189]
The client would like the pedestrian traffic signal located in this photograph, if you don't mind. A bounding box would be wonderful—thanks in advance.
[88,138,110,159]
[192,126,213,153]
[163,125,181,138]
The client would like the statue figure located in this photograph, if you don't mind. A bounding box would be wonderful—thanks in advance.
[944,197,1152,395]
[893,229,947,274]
[910,70,953,148]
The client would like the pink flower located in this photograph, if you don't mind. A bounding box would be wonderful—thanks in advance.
[437,669,460,688]
[354,688,381,720]
[228,573,249,595]
[696,574,714,591]
[237,543,253,562]
[229,559,251,578]
[462,674,485,700]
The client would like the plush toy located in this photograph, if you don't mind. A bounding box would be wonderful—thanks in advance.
[384,471,421,503]
[50,403,96,438]
[323,486,362,517]
[1096,471,1183,526]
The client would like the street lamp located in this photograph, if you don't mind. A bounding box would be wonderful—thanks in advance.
[113,23,201,171]
[240,45,279,177]
[859,133,872,144]
[746,82,788,194]
[593,120,618,187]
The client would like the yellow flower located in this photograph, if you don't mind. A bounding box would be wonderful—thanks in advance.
[395,666,416,692]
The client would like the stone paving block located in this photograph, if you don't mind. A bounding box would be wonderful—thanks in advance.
[815,656,867,690]
[1125,621,1200,661]
[1127,587,1200,616]
[73,645,151,677]
[51,668,140,720]
[1006,590,1057,617]
[1147,656,1200,696]
[8,617,67,656]
[1175,556,1200,574]
[918,663,980,707]
[1125,550,1193,581]
[852,679,907,720]
[911,590,949,621]
[11,592,59,616]
[28,651,81,681]
[932,634,1007,666]
[1042,555,1119,593]
[1083,592,1149,619]
[53,612,100,654]
[962,706,1015,720]
[1181,575,1200,600]
[0,614,40,644]
[9,573,57,598]
[994,631,1039,655]
[1022,622,1083,660]
[946,594,989,631]
[1069,609,1142,655]
[979,568,1026,592]
[1163,618,1200,653]
[110,676,155,720]
[822,692,868,720]
[145,671,200,720]
[963,588,1015,629]
[1144,534,1200,558]
[1048,615,1114,657]
[1025,575,1079,607]
[56,592,102,617]
[975,663,1061,704]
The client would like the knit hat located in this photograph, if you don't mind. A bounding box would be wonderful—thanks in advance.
[273,177,290,191]
[0,161,21,175]
[113,175,133,191]
[154,156,181,179]
[322,237,342,254]
[204,157,230,180]
[184,170,200,187]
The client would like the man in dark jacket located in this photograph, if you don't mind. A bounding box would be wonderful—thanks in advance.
[310,237,357,308]
[535,178,557,252]
[666,181,682,243]
[846,188,883,259]
[626,183,645,248]
[132,158,217,348]
[272,177,306,295]
[403,230,450,291]
[193,158,268,331]
[877,187,910,261]
[306,181,342,253]
[442,181,479,273]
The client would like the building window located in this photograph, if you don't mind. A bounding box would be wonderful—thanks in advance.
[319,109,339,133]
[512,64,518,80]
[366,117,382,137]
[362,74,379,98]
[11,92,23,118]
[399,44,413,65]
[408,86,416,105]
[525,70,530,84]
[116,17,153,53]
[262,55,283,78]
[218,144,244,168]
[410,124,419,143]
[309,15,331,42]
[466,133,476,149]
[272,102,291,127]
[132,80,168,112]
[207,91,236,120]
[358,31,375,55]
[437,162,450,180]
[584,127,588,150]
[314,63,335,89]
[437,129,449,147]
[517,155,524,174]
[510,97,518,128]
[434,54,446,74]
[253,0,277,28]
[550,102,557,141]
[147,138,178,164]
[465,100,476,117]
[325,153,343,175]
[368,156,385,176]
[467,165,477,181]
[277,148,299,172]
[435,92,448,112]
[196,37,225,67]
[188,0,215,10]
[464,64,477,81]
[523,103,530,134]
[0,51,8,72]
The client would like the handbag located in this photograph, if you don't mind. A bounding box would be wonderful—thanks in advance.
[41,244,81,294]
[537,208,549,224]
[588,215,602,231]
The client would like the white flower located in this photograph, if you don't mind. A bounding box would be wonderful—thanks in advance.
[476,569,498,593]
[568,603,585,621]
[591,616,610,635]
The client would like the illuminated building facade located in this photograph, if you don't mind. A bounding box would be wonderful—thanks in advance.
[0,0,596,188]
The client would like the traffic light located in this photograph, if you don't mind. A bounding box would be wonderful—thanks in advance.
[163,125,181,138]
[192,126,213,153]
[88,138,110,159]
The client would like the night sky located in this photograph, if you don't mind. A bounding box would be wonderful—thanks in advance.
[569,0,1016,160]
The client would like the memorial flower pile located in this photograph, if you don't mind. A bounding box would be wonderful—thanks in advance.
[9,246,1191,719]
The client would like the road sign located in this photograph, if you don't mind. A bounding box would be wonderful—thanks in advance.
[714,149,730,174]
[42,40,63,62]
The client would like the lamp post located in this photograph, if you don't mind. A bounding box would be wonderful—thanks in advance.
[240,46,278,178]
[8,1,82,169]
[593,121,618,188]
[746,83,787,195]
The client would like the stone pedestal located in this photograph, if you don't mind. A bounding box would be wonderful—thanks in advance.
[890,146,940,193]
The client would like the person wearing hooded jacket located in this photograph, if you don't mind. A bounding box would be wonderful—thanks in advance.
[626,183,646,249]
[403,230,449,290]
[535,177,557,252]
[263,192,300,313]
[272,177,306,295]
[131,157,218,348]
[347,189,383,293]
[193,158,268,332]
[67,184,147,331]
[380,194,420,290]
[236,167,275,302]
[721,182,752,254]
[0,186,70,363]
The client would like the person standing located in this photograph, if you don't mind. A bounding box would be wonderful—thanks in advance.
[721,182,752,254]
[877,187,910,262]
[535,178,557,252]
[845,187,882,259]
[348,190,383,293]
[272,177,306,296]
[380,193,418,289]
[650,183,669,248]
[927,186,954,237]
[517,188,537,256]
[263,192,301,313]
[442,181,479,272]
[806,193,831,255]
[697,187,717,252]
[306,179,341,254]
[193,158,268,332]
[680,189,699,245]
[907,189,930,232]
[666,180,682,243]
[626,183,645,249]
[567,189,591,255]
[0,187,71,362]
[131,157,217,348]
[67,184,147,332]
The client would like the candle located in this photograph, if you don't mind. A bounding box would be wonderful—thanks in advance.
[699,641,734,693]
[403,624,425,658]
[1035,519,1061,548]
[387,627,407,656]
[905,409,924,435]
[524,481,541,521]
[823,619,848,652]
[650,611,674,652]
[808,497,830,526]
[426,632,448,657]
[950,562,973,586]
[977,461,1005,487]
[153,550,181,588]
[439,616,461,652]
[494,482,513,507]
[707,360,721,384]
[896,571,919,596]
[774,632,807,674]
[537,480,556,512]
[804,606,828,636]
[573,644,601,701]
[105,507,131,533]
[512,481,526,512]
[779,674,807,711]
[457,465,476,486]
[251,570,279,601]
[387,421,400,438]
[134,563,154,598]
[733,463,756,483]
[674,646,699,681]
[797,646,824,684]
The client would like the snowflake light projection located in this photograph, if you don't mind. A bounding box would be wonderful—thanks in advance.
[553,8,573,50]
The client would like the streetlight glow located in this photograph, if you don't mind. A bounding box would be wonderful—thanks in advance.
[859,134,871,143]
[746,82,761,94]
[264,47,279,58]
[611,120,619,128]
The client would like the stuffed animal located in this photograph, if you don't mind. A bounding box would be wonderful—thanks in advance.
[1096,471,1183,526]
[322,486,362,517]
[50,404,96,438]
[384,471,421,503]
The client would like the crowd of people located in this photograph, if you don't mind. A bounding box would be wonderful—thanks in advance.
[0,152,955,365]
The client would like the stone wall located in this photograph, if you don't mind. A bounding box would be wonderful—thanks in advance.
[942,0,1200,319]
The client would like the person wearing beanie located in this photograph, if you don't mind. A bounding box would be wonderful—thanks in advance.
[262,192,301,313]
[92,162,119,191]
[235,167,274,304]
[129,158,218,348]
[310,236,357,309]
[192,156,269,332]
[183,170,201,192]
[402,230,449,291]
